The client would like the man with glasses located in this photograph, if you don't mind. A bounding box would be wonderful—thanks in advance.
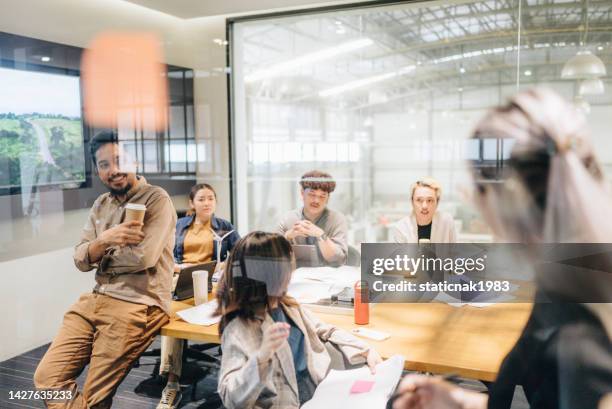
[277,170,348,266]
[391,177,457,243]
[34,130,176,408]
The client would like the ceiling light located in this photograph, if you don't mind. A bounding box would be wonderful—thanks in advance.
[524,69,532,76]
[319,65,415,97]
[597,45,604,51]
[41,56,51,62]
[245,38,373,83]
[561,50,607,79]
[459,67,466,74]
[457,87,463,92]
[578,78,605,95]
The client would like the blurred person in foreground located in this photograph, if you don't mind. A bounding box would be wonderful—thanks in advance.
[392,89,612,409]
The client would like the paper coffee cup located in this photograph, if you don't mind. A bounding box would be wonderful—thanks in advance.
[125,203,146,229]
[192,270,209,306]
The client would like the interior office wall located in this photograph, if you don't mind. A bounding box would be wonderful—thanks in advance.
[0,1,231,360]
[0,248,91,361]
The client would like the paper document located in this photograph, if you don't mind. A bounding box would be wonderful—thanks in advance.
[289,266,361,304]
[302,355,405,408]
[287,281,335,304]
[176,299,220,326]
[292,266,360,288]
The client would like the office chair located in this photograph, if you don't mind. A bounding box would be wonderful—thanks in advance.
[136,340,220,400]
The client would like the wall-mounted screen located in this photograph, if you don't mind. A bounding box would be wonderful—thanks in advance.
[0,67,85,192]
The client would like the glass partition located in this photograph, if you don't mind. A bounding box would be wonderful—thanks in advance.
[230,0,612,243]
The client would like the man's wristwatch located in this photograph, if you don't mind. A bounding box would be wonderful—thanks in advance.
[318,233,328,241]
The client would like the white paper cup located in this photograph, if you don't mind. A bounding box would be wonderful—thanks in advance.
[192,270,209,306]
[125,203,146,229]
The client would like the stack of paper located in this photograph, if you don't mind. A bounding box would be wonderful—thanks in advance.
[287,281,335,304]
[292,266,360,288]
[288,266,361,304]
[176,299,220,326]
[302,355,405,408]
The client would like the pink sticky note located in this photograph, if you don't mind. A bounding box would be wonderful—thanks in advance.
[350,380,375,394]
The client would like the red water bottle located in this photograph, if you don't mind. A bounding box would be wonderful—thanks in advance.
[354,280,369,325]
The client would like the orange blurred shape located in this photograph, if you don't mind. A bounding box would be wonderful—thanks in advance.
[82,32,168,131]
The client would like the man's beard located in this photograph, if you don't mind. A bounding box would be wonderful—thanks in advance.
[107,174,132,197]
[109,184,132,197]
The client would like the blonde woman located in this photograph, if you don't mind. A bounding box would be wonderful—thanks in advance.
[392,177,457,243]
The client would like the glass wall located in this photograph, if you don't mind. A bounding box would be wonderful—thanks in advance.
[0,6,230,362]
[230,0,612,243]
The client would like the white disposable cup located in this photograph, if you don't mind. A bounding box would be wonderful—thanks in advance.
[125,203,146,230]
[192,270,209,306]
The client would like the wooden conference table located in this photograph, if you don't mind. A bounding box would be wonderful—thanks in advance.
[162,295,532,382]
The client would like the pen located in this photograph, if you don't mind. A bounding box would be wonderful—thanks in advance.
[387,373,460,407]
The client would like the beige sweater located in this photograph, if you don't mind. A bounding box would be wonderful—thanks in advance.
[391,211,457,243]
[218,303,371,409]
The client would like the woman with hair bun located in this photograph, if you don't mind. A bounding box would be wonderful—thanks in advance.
[392,89,612,409]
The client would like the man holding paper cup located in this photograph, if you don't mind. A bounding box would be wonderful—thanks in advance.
[34,130,177,408]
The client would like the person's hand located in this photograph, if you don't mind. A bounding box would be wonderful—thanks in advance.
[297,220,325,238]
[392,375,486,409]
[285,222,308,241]
[173,263,181,273]
[257,322,290,363]
[214,261,226,274]
[392,375,458,409]
[365,348,382,374]
[98,220,144,247]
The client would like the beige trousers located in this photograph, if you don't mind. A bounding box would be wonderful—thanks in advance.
[159,272,184,377]
[34,292,168,408]
[159,336,184,377]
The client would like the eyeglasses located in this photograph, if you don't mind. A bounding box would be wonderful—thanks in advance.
[305,190,329,201]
